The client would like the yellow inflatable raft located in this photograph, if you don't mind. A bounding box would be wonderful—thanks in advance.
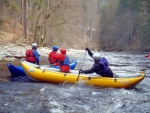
[21,61,145,89]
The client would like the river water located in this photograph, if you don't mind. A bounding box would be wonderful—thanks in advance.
[0,50,150,113]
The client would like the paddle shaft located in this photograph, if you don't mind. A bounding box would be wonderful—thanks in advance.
[76,51,87,82]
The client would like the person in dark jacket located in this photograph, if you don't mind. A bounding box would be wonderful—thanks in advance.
[25,43,39,65]
[80,48,113,77]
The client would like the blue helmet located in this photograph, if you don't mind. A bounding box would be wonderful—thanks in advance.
[52,46,58,51]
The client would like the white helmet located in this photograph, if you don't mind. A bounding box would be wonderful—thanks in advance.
[32,43,38,48]
[92,53,101,61]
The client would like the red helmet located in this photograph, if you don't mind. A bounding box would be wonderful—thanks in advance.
[60,49,66,54]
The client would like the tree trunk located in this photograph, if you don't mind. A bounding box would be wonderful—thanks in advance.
[24,0,28,39]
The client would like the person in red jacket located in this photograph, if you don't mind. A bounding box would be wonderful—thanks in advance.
[145,53,150,59]
[54,49,70,73]
[48,46,59,66]
[25,43,39,65]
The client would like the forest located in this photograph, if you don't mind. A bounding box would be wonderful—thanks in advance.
[99,0,150,52]
[0,0,150,52]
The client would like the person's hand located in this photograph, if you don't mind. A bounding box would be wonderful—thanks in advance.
[79,69,82,73]
[79,69,84,74]
[79,69,82,74]
[85,48,89,51]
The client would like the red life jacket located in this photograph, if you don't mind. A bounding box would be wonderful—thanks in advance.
[25,49,36,63]
[60,55,70,73]
[146,54,150,58]
[54,54,70,73]
[60,65,70,73]
[49,51,60,66]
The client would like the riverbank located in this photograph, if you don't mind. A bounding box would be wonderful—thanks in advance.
[0,43,51,60]
[0,43,82,60]
[0,43,52,81]
[0,56,51,82]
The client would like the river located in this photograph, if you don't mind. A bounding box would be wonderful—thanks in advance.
[0,50,150,113]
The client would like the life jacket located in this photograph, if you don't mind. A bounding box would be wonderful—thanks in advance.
[146,54,150,58]
[59,55,70,73]
[25,49,36,63]
[49,51,59,65]
[98,57,109,73]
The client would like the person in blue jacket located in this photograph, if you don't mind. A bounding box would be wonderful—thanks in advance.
[53,49,70,73]
[25,43,39,65]
[80,48,113,77]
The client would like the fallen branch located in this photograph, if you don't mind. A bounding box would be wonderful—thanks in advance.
[5,54,41,59]
[0,78,9,82]
[109,64,131,66]
[5,55,25,59]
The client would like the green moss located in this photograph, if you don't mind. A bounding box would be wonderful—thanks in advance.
[28,16,34,21]
[35,0,41,6]
[0,19,4,25]
[120,0,142,11]
[10,2,18,12]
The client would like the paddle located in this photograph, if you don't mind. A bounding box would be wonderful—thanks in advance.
[76,50,87,84]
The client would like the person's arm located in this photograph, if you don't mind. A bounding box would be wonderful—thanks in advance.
[80,68,95,74]
[52,54,64,62]
[33,50,39,65]
[80,63,103,74]
[58,54,65,61]
[85,48,93,57]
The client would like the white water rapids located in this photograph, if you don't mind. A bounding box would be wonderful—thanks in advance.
[0,49,150,113]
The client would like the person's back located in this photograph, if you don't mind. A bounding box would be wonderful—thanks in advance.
[54,49,70,73]
[25,43,39,65]
[59,49,70,73]
[48,46,59,66]
[92,56,113,77]
[80,48,113,77]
